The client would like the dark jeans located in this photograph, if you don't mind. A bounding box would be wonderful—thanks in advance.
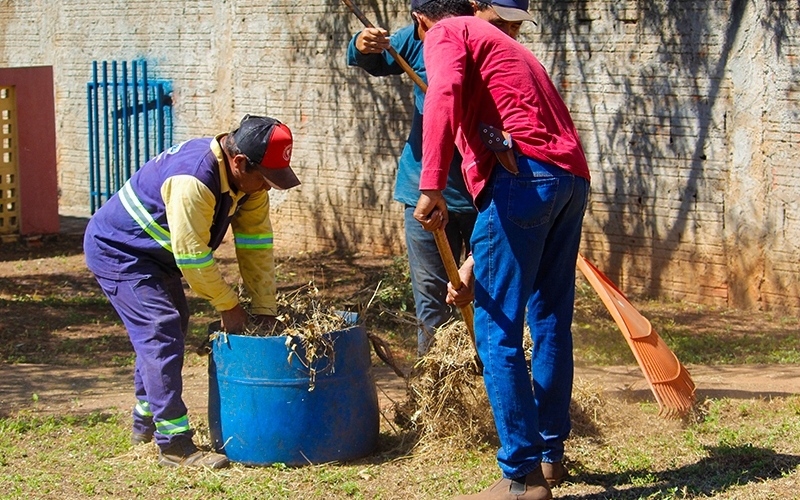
[404,205,477,355]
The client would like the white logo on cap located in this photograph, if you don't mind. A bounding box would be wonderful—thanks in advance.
[283,144,292,162]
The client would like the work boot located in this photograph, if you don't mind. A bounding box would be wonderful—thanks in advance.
[131,430,154,446]
[540,461,568,487]
[455,466,552,500]
[158,436,229,469]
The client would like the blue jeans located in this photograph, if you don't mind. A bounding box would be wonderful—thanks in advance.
[404,205,477,355]
[471,156,589,479]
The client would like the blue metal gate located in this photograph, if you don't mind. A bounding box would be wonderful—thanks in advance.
[87,60,173,213]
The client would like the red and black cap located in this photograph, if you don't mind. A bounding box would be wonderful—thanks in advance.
[232,115,301,190]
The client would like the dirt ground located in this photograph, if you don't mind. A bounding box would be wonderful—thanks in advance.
[1,216,798,421]
[4,360,800,422]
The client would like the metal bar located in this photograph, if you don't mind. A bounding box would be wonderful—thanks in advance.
[102,61,111,203]
[156,83,165,153]
[122,61,131,181]
[111,61,120,193]
[132,60,140,173]
[167,105,173,146]
[87,80,95,214]
[142,60,149,161]
[92,62,101,210]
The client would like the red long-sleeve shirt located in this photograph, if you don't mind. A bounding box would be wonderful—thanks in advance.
[420,16,590,201]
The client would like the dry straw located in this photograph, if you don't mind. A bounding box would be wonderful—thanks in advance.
[236,283,351,390]
[396,320,496,449]
[397,321,611,450]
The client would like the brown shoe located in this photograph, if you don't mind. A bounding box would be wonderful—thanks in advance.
[131,431,153,446]
[455,467,552,500]
[541,461,569,487]
[158,437,229,469]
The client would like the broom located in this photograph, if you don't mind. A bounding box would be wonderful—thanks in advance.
[576,253,696,418]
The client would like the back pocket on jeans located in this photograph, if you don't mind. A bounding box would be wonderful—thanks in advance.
[507,177,559,229]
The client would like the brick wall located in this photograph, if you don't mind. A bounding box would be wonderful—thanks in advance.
[1,0,798,312]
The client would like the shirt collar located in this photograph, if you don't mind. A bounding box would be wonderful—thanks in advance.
[211,133,233,195]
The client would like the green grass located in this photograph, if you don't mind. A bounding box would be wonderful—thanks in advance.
[3,250,800,498]
[1,397,798,499]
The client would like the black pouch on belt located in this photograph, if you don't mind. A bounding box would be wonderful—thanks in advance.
[479,122,518,175]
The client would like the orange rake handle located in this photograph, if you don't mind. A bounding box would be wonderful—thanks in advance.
[576,254,652,340]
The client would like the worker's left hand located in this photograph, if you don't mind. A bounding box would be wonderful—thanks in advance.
[414,190,448,232]
[220,304,249,333]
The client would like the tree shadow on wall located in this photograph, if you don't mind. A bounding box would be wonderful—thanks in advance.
[284,0,414,254]
[532,0,795,295]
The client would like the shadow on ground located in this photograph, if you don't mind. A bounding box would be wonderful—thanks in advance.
[563,446,800,499]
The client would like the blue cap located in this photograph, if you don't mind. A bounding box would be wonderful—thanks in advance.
[491,0,536,23]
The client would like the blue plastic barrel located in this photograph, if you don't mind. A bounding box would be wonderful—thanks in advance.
[207,325,380,466]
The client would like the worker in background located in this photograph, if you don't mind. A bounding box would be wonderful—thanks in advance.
[346,0,535,356]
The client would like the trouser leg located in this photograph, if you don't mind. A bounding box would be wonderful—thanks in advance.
[404,206,455,355]
[528,175,589,463]
[94,273,192,448]
[472,158,588,478]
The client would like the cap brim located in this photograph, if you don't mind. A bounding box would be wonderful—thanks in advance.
[259,166,301,190]
[492,5,536,24]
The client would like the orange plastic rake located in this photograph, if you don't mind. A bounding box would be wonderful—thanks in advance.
[576,254,696,418]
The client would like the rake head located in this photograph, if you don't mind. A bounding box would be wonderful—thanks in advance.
[577,254,697,418]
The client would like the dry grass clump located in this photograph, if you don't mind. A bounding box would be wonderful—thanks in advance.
[240,283,350,338]
[569,377,614,441]
[396,320,496,449]
[236,283,353,390]
[397,321,616,451]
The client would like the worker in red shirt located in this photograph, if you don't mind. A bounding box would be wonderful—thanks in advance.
[411,1,591,498]
[345,0,535,356]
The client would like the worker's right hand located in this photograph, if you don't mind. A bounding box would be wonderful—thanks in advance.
[355,27,391,54]
[414,190,448,232]
[447,255,475,308]
[220,304,249,334]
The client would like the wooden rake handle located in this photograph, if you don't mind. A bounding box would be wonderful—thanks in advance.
[433,228,483,372]
[341,0,429,92]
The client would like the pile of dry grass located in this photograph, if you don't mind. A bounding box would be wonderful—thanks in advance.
[396,321,612,450]
[396,320,496,449]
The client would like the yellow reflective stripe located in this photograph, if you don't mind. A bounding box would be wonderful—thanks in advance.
[119,181,173,252]
[174,250,214,269]
[234,232,273,250]
[134,400,153,417]
[155,415,190,435]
